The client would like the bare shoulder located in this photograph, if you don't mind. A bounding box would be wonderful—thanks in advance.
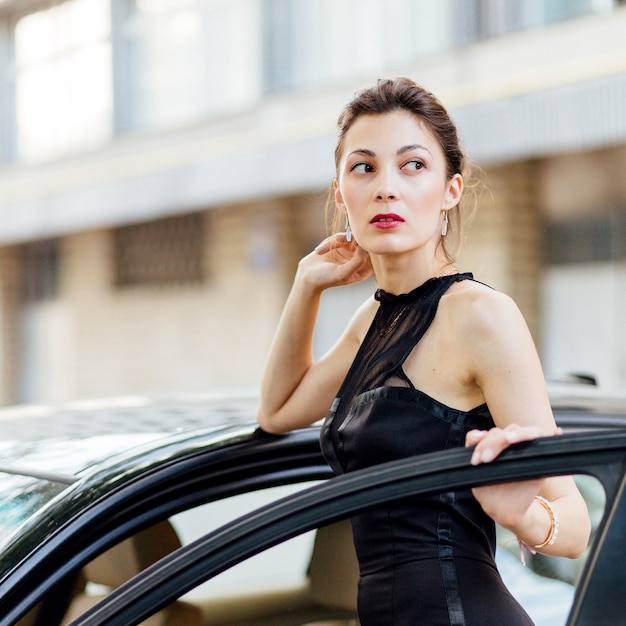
[440,278,543,396]
[440,278,554,431]
[440,279,527,341]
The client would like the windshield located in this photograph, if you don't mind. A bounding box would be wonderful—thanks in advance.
[0,472,69,542]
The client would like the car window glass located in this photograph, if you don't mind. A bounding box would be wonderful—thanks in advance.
[170,482,321,598]
[75,482,322,609]
[0,473,68,540]
[495,474,605,626]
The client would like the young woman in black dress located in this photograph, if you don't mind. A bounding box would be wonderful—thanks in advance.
[257,78,590,625]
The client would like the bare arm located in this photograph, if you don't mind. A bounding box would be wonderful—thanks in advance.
[460,288,591,558]
[257,235,373,434]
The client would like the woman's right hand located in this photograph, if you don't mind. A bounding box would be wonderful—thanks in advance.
[299,233,373,291]
[257,232,373,434]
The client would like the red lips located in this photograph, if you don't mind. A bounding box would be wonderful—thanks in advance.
[370,213,405,229]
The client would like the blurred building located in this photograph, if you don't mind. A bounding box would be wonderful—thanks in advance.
[0,0,624,404]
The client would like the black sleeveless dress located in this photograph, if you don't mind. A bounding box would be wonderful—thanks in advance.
[320,273,534,626]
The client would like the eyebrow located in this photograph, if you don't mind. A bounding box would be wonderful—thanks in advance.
[347,144,432,158]
[348,149,376,158]
[397,144,432,156]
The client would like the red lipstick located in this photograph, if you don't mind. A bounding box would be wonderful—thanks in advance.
[370,213,404,229]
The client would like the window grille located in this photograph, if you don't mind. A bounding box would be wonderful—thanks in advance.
[546,213,626,265]
[114,213,206,287]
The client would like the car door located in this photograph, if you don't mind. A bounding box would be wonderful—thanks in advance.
[64,430,626,626]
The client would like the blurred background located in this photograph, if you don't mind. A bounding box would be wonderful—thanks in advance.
[0,0,624,405]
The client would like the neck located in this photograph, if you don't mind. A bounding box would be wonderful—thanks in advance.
[370,253,457,295]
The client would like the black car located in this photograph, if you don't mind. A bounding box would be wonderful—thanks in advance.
[0,385,624,626]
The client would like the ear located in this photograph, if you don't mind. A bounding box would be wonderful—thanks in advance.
[445,173,463,209]
[333,178,347,213]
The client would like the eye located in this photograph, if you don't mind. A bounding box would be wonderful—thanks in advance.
[350,162,374,173]
[403,159,425,171]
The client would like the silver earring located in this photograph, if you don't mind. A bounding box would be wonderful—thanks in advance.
[345,220,352,242]
[441,211,449,237]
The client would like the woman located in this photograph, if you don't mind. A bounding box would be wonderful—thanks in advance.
[257,78,589,625]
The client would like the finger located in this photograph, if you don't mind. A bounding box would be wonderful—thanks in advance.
[471,445,496,465]
[315,233,353,255]
[338,249,373,283]
[504,428,522,443]
[470,427,506,465]
[503,424,544,443]
[465,429,487,447]
[471,424,544,465]
[314,238,332,254]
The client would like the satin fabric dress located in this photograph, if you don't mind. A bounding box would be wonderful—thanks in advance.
[320,274,534,626]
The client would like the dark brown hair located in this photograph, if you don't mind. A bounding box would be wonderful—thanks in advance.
[329,77,470,261]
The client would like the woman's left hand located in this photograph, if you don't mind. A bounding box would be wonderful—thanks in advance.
[465,425,559,529]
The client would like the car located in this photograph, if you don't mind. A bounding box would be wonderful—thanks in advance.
[0,384,624,626]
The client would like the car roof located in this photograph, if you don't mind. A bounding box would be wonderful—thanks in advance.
[0,390,260,478]
[547,381,626,418]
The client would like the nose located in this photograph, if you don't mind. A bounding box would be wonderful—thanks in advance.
[376,189,396,201]
[375,168,397,201]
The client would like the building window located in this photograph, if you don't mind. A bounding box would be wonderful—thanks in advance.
[114,0,261,133]
[262,0,456,94]
[13,0,113,163]
[20,239,61,302]
[454,0,598,43]
[114,213,206,287]
[546,213,626,265]
[261,0,294,93]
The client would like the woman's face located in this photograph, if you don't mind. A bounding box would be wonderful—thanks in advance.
[334,110,462,259]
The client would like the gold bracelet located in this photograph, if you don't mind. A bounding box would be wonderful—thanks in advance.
[532,495,559,550]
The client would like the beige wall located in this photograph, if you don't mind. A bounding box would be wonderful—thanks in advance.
[459,161,544,342]
[0,247,19,404]
[62,207,284,399]
[541,145,626,220]
[539,145,626,390]
[4,193,327,404]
